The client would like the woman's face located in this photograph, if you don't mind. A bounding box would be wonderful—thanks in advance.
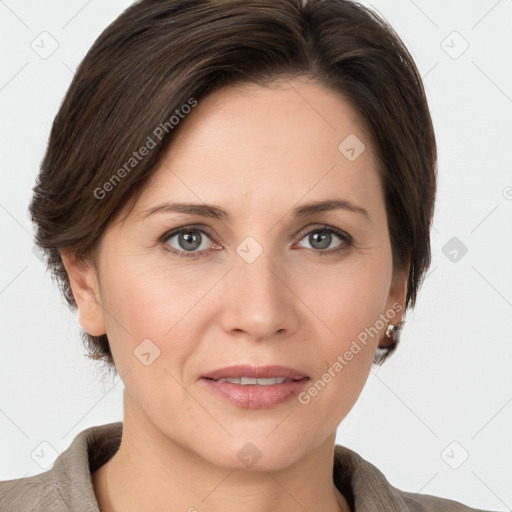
[67,78,406,470]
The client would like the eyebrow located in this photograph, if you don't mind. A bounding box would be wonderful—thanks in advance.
[141,198,370,221]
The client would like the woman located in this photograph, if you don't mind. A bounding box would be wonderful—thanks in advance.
[0,0,498,510]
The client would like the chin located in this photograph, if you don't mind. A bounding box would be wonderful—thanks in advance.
[194,430,318,472]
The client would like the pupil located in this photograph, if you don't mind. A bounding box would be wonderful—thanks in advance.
[311,231,331,250]
[180,232,201,251]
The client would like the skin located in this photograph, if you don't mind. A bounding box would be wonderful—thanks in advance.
[61,78,407,512]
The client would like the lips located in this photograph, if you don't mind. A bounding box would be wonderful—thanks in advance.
[201,364,308,381]
[200,365,310,409]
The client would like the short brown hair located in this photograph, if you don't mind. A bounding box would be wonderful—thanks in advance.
[29,0,437,370]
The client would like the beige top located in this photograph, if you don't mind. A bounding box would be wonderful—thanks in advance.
[0,421,495,511]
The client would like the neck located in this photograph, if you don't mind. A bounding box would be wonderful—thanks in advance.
[92,395,351,512]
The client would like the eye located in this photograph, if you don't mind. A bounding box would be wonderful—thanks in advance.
[161,227,219,258]
[296,225,352,254]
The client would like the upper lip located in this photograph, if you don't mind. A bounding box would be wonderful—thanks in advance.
[201,365,309,381]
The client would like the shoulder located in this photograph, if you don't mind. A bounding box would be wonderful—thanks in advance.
[0,421,122,512]
[400,490,496,512]
[0,469,66,512]
[333,444,496,512]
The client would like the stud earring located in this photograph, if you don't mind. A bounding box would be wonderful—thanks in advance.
[385,321,405,340]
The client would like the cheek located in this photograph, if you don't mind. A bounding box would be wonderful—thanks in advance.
[98,261,206,424]
[98,254,221,373]
[295,296,385,441]
[293,249,392,418]
[297,245,393,341]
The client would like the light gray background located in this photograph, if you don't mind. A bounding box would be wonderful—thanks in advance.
[1,0,511,510]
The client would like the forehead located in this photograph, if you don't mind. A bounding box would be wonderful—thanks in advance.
[129,79,384,222]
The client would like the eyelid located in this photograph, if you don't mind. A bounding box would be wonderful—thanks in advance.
[294,223,352,245]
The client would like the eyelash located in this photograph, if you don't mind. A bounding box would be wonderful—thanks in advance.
[159,224,353,260]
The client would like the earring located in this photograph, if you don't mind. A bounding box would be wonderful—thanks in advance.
[375,321,406,364]
[385,321,405,340]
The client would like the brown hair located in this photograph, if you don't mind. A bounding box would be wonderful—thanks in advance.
[29,0,437,370]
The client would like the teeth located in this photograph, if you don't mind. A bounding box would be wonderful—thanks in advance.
[216,377,287,385]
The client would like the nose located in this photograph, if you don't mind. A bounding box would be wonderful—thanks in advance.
[219,249,300,342]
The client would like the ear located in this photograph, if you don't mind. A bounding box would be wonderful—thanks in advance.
[388,269,408,315]
[379,269,408,348]
[60,249,106,336]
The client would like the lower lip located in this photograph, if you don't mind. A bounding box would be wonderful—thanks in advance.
[201,378,310,409]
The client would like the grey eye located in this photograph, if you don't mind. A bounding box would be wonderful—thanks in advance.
[166,229,212,253]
